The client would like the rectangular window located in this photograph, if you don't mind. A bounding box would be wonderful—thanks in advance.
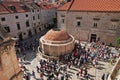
[26,21,30,27]
[4,26,10,32]
[1,17,5,21]
[33,16,35,20]
[32,9,34,12]
[77,21,81,26]
[110,22,117,30]
[17,23,21,30]
[38,15,40,19]
[15,16,18,19]
[61,15,65,17]
[26,14,28,17]
[93,18,100,21]
[76,17,82,19]
[76,18,82,27]
[111,19,119,22]
[93,23,97,28]
[62,19,64,23]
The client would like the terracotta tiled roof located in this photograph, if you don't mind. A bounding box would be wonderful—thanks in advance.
[58,0,120,12]
[37,2,52,10]
[57,2,71,11]
[25,2,40,9]
[44,29,70,41]
[2,2,30,13]
[0,4,10,14]
[53,3,59,8]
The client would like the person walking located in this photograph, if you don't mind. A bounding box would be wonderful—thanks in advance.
[61,73,64,80]
[32,70,36,79]
[84,68,88,78]
[68,61,71,68]
[101,73,105,80]
[79,68,83,77]
[25,74,30,80]
[76,72,79,79]
[36,66,39,73]
[40,72,44,80]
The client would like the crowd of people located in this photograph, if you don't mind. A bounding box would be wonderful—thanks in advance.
[18,40,119,80]
[15,39,39,53]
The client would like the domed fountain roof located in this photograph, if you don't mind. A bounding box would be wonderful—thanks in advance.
[44,28,70,41]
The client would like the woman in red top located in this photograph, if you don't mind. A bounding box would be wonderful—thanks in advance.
[79,68,83,77]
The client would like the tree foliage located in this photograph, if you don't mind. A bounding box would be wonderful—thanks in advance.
[117,37,120,46]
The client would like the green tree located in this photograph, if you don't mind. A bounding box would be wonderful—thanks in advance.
[117,37,120,46]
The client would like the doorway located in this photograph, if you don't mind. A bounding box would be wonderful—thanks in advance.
[90,34,97,42]
[28,30,32,37]
[34,29,37,34]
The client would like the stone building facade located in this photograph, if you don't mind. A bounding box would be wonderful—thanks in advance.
[0,26,23,80]
[108,58,120,80]
[37,1,57,29]
[0,0,57,41]
[57,0,120,46]
[0,1,34,40]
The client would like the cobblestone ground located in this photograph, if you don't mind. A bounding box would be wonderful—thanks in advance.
[17,47,118,80]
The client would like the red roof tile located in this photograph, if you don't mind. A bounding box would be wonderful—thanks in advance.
[53,3,59,8]
[2,2,30,13]
[0,4,10,14]
[58,0,120,12]
[57,2,71,11]
[37,2,52,10]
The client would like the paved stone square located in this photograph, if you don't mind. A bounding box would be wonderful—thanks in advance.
[17,45,118,80]
[16,31,119,80]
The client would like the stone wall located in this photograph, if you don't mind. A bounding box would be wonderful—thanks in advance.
[57,11,120,46]
[108,58,120,80]
[0,41,23,80]
[40,35,75,57]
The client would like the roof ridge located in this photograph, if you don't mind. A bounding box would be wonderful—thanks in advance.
[67,0,74,12]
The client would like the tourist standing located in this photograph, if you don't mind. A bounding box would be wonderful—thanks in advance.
[40,72,44,80]
[79,68,83,77]
[61,73,64,80]
[32,70,36,79]
[36,66,39,73]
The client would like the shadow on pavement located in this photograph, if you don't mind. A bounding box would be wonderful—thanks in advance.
[96,66,105,70]
[68,70,75,74]
[24,61,31,65]
[69,67,78,71]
